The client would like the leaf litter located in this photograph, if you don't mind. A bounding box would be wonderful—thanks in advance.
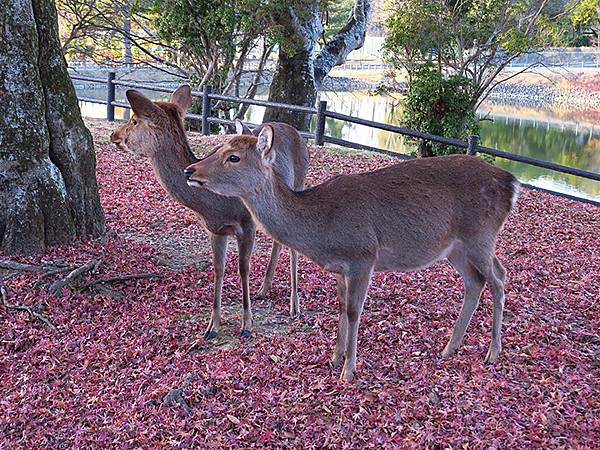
[0,119,598,448]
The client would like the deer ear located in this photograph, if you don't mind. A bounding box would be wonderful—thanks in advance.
[257,125,275,165]
[170,85,192,113]
[234,119,252,135]
[126,90,159,118]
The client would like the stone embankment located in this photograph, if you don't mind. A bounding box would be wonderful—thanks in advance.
[487,83,600,110]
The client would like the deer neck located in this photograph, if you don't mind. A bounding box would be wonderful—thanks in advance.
[149,141,203,208]
[242,172,321,257]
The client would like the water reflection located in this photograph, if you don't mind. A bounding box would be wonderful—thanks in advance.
[77,87,599,201]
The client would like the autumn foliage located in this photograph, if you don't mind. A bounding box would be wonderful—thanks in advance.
[1,120,598,447]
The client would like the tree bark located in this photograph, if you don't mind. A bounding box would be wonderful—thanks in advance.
[263,0,371,131]
[0,0,105,255]
[123,16,133,67]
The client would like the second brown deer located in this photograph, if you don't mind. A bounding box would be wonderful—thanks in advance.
[110,87,309,338]
[184,125,520,381]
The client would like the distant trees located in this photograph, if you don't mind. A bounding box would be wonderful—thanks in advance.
[383,0,565,156]
[570,0,600,46]
[56,0,372,129]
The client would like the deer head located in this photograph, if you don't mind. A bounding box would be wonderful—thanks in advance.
[184,125,276,197]
[110,85,192,158]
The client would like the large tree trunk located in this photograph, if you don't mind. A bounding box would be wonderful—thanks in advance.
[262,48,318,131]
[0,0,105,255]
[263,0,371,131]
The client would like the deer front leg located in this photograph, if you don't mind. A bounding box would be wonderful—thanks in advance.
[205,233,228,340]
[289,249,300,317]
[257,241,282,297]
[236,230,255,338]
[331,274,348,368]
[340,269,372,382]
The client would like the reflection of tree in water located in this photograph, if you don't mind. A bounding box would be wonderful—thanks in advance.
[76,84,598,200]
[480,120,600,199]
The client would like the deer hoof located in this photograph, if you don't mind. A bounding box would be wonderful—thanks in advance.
[441,345,457,358]
[329,355,344,369]
[289,309,302,319]
[340,366,356,382]
[484,347,501,365]
[256,286,270,298]
[204,330,218,340]
[240,329,252,338]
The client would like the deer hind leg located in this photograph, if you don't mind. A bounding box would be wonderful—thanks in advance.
[452,250,506,364]
[485,256,506,364]
[340,268,373,382]
[236,230,255,338]
[289,249,300,317]
[205,233,228,340]
[331,274,348,368]
[442,250,486,358]
[257,241,282,297]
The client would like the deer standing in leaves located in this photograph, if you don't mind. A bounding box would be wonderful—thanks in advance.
[110,87,309,338]
[184,125,520,381]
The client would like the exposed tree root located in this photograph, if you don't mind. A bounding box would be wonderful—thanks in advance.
[0,260,62,272]
[0,258,161,304]
[47,259,101,297]
[1,285,58,332]
[78,272,163,291]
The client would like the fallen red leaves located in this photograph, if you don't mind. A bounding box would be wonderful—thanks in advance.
[1,119,598,448]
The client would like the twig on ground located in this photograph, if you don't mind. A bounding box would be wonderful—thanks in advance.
[78,272,163,291]
[163,372,195,415]
[1,285,58,332]
[48,259,101,297]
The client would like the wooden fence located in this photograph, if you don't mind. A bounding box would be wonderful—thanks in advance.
[70,72,600,207]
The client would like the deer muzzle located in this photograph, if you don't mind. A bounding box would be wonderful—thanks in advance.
[184,166,206,187]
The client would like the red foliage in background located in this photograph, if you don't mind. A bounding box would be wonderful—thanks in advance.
[1,121,598,448]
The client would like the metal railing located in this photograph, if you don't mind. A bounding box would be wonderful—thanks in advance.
[70,72,600,207]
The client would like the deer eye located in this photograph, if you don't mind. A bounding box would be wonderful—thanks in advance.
[227,154,240,163]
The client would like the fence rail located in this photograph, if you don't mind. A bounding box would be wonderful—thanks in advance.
[70,72,599,207]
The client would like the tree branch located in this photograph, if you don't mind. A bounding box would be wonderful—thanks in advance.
[314,0,372,87]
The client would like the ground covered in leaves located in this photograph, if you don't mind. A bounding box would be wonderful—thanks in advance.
[1,120,599,448]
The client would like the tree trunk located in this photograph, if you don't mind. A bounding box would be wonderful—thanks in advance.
[0,0,105,255]
[418,141,435,158]
[262,48,318,131]
[263,0,371,131]
[123,16,133,67]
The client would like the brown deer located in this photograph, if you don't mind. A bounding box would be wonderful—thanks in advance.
[110,87,309,339]
[184,125,520,381]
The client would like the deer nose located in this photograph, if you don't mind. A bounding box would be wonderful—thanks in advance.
[110,133,121,144]
[183,168,195,179]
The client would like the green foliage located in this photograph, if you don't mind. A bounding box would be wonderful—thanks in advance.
[320,0,356,42]
[403,63,478,156]
[570,0,600,28]
[151,0,268,85]
[382,0,573,156]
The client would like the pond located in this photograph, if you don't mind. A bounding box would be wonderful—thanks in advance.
[77,86,600,202]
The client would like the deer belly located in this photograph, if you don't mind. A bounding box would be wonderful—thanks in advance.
[374,240,458,272]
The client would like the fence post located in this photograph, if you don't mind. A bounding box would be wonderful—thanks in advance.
[467,134,479,155]
[106,71,116,122]
[315,100,327,146]
[202,85,212,136]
